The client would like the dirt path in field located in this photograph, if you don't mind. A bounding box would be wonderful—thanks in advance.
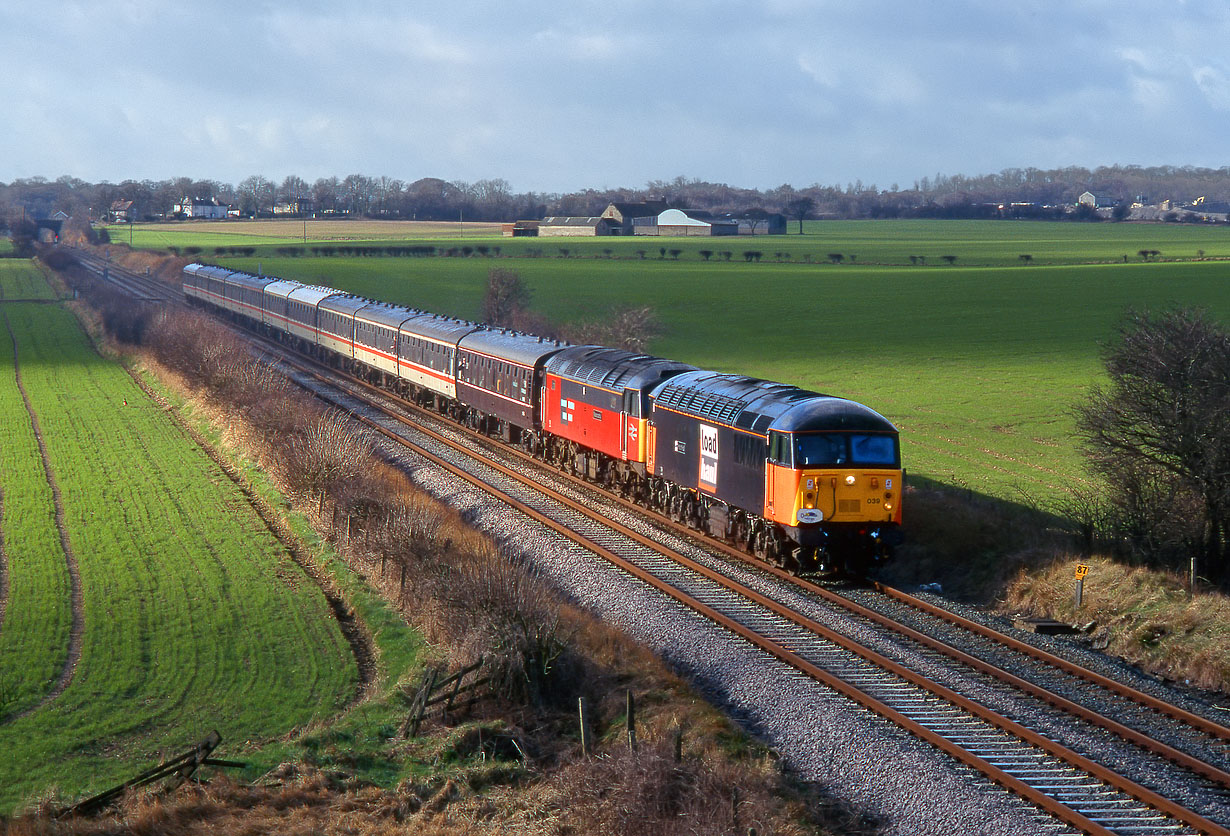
[1,310,85,717]
[124,370,378,703]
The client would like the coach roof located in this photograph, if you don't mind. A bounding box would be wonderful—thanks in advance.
[458,328,568,368]
[223,270,275,293]
[286,284,344,307]
[400,312,482,344]
[319,294,370,317]
[545,345,696,392]
[355,300,422,331]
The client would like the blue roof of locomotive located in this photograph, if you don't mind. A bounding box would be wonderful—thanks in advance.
[651,370,896,434]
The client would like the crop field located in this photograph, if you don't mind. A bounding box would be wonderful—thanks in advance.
[106,218,503,250]
[215,248,1230,505]
[110,218,1230,267]
[0,292,357,812]
[0,260,57,300]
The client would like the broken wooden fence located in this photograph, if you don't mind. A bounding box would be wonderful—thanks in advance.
[58,730,244,818]
[401,656,489,738]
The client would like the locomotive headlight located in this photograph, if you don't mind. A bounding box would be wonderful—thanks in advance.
[884,503,894,512]
[845,475,856,486]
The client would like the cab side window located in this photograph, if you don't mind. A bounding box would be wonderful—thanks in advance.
[768,431,792,467]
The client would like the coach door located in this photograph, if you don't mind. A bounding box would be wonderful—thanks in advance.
[646,424,657,474]
[621,390,636,459]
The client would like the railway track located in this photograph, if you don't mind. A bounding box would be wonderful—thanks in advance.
[67,248,1230,835]
[61,247,182,302]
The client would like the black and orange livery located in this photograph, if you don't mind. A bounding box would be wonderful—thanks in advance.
[183,263,903,573]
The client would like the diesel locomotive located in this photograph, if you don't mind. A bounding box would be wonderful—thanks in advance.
[183,263,903,573]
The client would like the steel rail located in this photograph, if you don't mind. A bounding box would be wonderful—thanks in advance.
[281,354,1228,836]
[871,580,1230,741]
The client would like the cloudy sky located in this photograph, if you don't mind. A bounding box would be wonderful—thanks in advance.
[3,1,1229,193]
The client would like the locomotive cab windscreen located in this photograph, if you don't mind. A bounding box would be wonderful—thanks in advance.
[790,432,899,468]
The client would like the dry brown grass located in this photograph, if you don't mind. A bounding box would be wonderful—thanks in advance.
[1002,555,1230,692]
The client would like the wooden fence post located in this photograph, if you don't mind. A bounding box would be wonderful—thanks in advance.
[578,697,592,757]
[625,690,636,750]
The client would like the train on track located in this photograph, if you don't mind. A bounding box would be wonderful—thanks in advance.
[182,263,903,573]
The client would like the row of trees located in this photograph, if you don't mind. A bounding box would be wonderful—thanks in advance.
[8,163,1230,226]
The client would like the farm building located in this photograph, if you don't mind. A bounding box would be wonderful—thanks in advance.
[539,216,618,237]
[633,208,738,236]
[174,196,229,219]
[502,220,540,237]
[726,211,787,235]
[1078,191,1097,207]
[601,201,668,235]
[108,199,135,223]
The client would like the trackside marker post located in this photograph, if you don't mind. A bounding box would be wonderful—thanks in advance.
[1074,563,1090,609]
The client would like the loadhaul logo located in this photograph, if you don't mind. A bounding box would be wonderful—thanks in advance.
[698,424,719,492]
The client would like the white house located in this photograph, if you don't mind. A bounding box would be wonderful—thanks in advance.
[175,196,229,219]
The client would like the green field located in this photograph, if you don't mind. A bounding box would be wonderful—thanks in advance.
[0,260,59,300]
[106,218,1230,504]
[204,253,1227,505]
[0,281,357,811]
[109,217,1230,267]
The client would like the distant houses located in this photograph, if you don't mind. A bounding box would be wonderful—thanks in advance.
[108,199,135,223]
[273,198,314,216]
[173,196,229,219]
[505,203,787,237]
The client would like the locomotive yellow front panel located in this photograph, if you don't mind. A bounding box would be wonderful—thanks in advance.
[766,464,902,527]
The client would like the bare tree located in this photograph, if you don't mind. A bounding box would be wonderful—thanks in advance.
[483,268,531,327]
[785,196,816,233]
[237,175,275,216]
[312,176,340,213]
[279,175,309,203]
[1076,308,1230,579]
